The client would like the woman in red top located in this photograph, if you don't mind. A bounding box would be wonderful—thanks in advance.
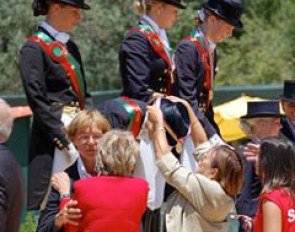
[253,138,295,232]
[55,130,148,232]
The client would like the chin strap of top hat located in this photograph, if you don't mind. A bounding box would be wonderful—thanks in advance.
[112,97,144,138]
[27,31,85,109]
[131,25,174,95]
[184,34,212,112]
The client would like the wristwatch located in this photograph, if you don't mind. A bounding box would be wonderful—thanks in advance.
[59,193,71,200]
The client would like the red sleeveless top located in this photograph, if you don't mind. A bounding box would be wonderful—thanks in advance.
[253,188,295,232]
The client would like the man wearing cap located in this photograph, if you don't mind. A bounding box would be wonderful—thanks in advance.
[235,101,283,222]
[119,0,186,102]
[280,80,295,143]
[174,0,244,139]
[19,0,92,210]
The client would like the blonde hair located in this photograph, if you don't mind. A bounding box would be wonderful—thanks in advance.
[134,0,162,15]
[96,130,139,176]
[67,109,110,142]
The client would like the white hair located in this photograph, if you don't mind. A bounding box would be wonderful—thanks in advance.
[0,98,13,142]
[239,117,270,136]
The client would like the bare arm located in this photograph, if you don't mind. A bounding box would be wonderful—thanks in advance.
[166,96,208,145]
[262,200,282,232]
[146,106,171,160]
[51,172,71,195]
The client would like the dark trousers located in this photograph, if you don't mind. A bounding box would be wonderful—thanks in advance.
[142,206,167,232]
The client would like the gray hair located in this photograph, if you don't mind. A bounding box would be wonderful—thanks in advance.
[239,117,270,136]
[0,98,13,142]
[96,130,139,176]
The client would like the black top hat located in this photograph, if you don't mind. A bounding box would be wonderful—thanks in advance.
[160,0,187,9]
[279,80,295,103]
[57,0,90,10]
[204,0,244,28]
[160,98,190,146]
[241,101,284,119]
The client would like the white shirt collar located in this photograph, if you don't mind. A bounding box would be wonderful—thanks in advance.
[39,21,70,44]
[77,156,92,179]
[140,15,170,47]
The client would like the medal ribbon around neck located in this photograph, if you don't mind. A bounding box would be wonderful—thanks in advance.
[28,31,85,109]
[132,24,175,94]
[184,30,214,111]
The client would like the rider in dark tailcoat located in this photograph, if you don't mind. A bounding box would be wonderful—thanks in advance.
[174,0,244,138]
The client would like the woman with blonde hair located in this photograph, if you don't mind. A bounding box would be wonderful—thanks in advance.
[37,109,110,232]
[119,0,186,102]
[173,0,244,139]
[55,130,149,232]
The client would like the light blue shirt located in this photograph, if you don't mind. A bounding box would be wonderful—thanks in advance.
[77,156,92,179]
[39,21,70,44]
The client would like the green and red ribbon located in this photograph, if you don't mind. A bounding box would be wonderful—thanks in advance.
[132,25,174,95]
[28,32,85,109]
[185,33,212,111]
[113,97,143,137]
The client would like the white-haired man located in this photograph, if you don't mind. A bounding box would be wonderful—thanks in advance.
[280,80,295,143]
[0,98,24,232]
[235,101,283,219]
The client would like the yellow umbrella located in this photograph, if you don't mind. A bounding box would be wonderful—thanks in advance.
[214,95,266,142]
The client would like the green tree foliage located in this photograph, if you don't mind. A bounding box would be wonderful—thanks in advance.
[20,212,36,232]
[217,0,295,85]
[0,0,294,95]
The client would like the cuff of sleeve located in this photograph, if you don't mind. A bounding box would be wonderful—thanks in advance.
[53,132,70,150]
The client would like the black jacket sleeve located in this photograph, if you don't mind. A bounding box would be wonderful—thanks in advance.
[37,188,63,232]
[0,174,8,232]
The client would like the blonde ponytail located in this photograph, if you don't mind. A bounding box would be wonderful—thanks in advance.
[134,0,146,16]
[134,0,160,15]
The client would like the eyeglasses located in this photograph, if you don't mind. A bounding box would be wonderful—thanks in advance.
[77,133,102,143]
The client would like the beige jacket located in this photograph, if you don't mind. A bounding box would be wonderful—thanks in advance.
[156,153,234,232]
